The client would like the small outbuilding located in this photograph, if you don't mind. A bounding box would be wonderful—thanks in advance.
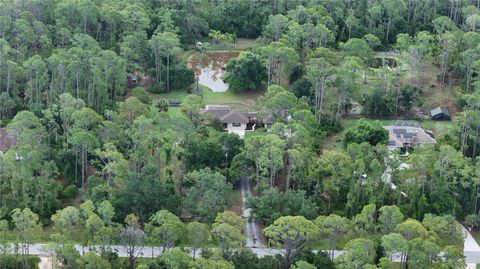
[0,128,16,153]
[430,106,451,121]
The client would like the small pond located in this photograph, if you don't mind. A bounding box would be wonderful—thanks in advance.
[370,57,398,68]
[188,51,239,92]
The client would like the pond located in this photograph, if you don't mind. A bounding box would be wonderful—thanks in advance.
[188,51,239,92]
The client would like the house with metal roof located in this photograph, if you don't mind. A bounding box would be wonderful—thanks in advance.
[385,121,436,150]
[200,106,258,138]
[430,106,451,121]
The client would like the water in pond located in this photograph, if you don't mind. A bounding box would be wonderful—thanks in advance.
[188,51,239,92]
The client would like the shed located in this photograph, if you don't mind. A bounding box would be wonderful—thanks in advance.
[0,128,16,153]
[430,106,451,121]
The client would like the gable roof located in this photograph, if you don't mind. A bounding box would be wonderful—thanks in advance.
[430,106,450,117]
[0,128,16,153]
[200,106,231,118]
[220,110,249,124]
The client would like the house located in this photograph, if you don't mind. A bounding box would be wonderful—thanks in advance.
[430,106,451,121]
[0,128,16,153]
[200,106,258,138]
[127,72,139,88]
[385,121,436,150]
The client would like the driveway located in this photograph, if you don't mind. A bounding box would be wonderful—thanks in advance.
[240,175,264,247]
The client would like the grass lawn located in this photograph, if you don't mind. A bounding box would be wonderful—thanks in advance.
[201,86,263,110]
[4,228,84,243]
[244,130,268,140]
[151,91,189,101]
[206,38,257,51]
[227,190,243,216]
[151,86,263,111]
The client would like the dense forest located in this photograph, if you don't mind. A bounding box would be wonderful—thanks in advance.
[1,0,480,268]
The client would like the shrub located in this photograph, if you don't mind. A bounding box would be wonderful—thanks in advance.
[131,87,152,104]
[62,185,77,200]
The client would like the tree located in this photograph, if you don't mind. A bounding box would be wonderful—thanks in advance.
[407,238,441,268]
[84,214,104,248]
[114,164,180,223]
[378,205,404,234]
[336,238,376,269]
[218,133,244,168]
[83,251,110,269]
[97,200,115,226]
[264,14,289,41]
[186,221,210,258]
[212,222,244,258]
[317,214,350,260]
[117,97,149,126]
[51,206,81,236]
[442,245,466,269]
[157,32,181,92]
[224,51,267,92]
[148,210,184,251]
[260,85,298,121]
[258,42,299,86]
[344,119,388,146]
[184,169,233,222]
[181,94,205,127]
[381,233,407,263]
[214,211,245,231]
[264,216,318,268]
[306,57,335,114]
[395,219,428,240]
[246,188,317,225]
[182,134,224,171]
[257,134,285,187]
[121,214,145,269]
[422,214,464,246]
[12,208,42,268]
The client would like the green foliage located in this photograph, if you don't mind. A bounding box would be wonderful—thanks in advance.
[114,164,181,223]
[344,119,388,146]
[184,169,233,223]
[0,255,40,269]
[181,133,224,171]
[224,51,267,92]
[131,87,152,105]
[246,188,318,225]
[264,216,318,267]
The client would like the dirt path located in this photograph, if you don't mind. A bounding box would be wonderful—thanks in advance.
[39,256,52,269]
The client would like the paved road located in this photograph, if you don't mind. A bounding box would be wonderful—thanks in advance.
[240,175,264,247]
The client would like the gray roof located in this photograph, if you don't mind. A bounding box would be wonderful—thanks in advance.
[200,106,231,118]
[430,106,450,117]
[385,125,436,149]
[220,110,249,124]
[200,106,254,124]
[392,120,422,128]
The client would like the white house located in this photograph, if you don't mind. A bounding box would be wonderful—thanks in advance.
[200,106,258,138]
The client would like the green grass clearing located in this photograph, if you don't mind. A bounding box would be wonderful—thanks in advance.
[200,86,263,110]
[244,130,268,140]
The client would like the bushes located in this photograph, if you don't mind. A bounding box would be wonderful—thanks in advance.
[131,87,152,104]
[246,188,318,225]
[61,185,78,201]
[344,119,388,146]
[0,255,40,269]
